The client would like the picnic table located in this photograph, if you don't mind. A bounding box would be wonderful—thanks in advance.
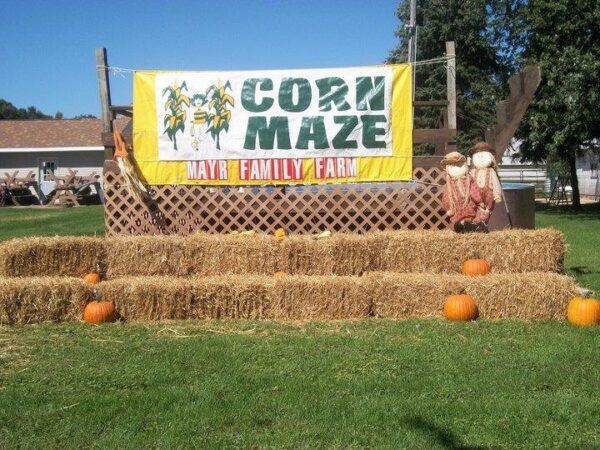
[45,169,102,206]
[0,171,40,206]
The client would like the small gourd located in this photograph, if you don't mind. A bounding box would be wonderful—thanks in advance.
[274,228,286,241]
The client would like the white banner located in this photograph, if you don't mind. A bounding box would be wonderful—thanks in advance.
[155,66,393,161]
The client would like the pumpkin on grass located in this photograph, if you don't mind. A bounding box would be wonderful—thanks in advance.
[444,293,478,321]
[462,252,490,276]
[567,297,600,326]
[83,300,117,324]
[82,272,101,284]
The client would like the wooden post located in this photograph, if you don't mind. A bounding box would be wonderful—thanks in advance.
[446,41,456,131]
[445,41,457,153]
[96,48,114,160]
[407,0,417,63]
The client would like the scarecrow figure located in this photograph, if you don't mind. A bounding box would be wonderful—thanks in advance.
[441,151,486,233]
[469,142,503,227]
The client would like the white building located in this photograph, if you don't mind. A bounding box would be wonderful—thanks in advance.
[0,118,128,203]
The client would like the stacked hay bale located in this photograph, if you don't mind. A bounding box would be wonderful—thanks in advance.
[0,229,575,323]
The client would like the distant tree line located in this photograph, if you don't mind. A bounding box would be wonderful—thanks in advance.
[0,98,97,120]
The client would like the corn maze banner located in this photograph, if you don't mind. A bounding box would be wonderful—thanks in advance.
[133,64,412,185]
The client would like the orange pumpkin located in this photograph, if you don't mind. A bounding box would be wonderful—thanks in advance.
[82,272,101,284]
[567,297,600,326]
[83,300,117,324]
[274,228,286,240]
[462,255,490,276]
[273,271,286,278]
[444,294,478,321]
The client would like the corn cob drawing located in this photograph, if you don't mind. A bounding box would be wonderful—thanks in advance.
[162,81,191,151]
[204,80,234,150]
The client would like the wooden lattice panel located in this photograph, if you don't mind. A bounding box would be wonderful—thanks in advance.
[103,162,449,235]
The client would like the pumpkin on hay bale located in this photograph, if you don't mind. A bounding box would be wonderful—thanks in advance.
[462,252,490,276]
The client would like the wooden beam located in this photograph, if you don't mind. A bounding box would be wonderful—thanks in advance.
[96,48,114,160]
[485,66,542,160]
[109,105,133,117]
[446,41,457,131]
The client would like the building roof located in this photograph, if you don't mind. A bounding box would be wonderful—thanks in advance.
[0,118,130,149]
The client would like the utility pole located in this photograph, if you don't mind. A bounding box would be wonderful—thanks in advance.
[407,0,417,64]
[96,48,114,161]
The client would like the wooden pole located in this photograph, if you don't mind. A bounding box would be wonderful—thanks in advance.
[96,48,114,160]
[446,41,456,131]
[407,0,417,63]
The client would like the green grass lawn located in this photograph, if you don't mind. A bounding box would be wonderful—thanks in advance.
[1,320,599,448]
[0,203,599,448]
[536,202,600,294]
[0,205,104,240]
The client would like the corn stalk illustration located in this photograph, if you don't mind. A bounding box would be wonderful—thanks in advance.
[162,81,190,151]
[204,80,234,150]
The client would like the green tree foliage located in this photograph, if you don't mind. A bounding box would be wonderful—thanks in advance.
[387,1,519,153]
[0,99,50,119]
[516,0,600,208]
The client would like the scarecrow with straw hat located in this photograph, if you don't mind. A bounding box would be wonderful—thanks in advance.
[440,151,486,233]
[469,141,503,227]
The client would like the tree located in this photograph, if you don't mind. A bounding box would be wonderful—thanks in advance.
[0,99,50,119]
[54,111,64,119]
[73,114,98,119]
[387,0,519,152]
[515,0,600,208]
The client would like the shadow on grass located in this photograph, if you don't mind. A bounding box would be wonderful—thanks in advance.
[569,266,598,276]
[535,202,600,221]
[404,416,489,450]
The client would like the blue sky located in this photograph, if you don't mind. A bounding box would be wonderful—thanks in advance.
[0,0,402,118]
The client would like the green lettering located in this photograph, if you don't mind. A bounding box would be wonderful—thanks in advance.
[296,116,328,149]
[241,78,274,112]
[361,115,387,148]
[279,78,311,112]
[356,76,385,111]
[316,77,350,111]
[244,116,291,150]
[332,116,358,149]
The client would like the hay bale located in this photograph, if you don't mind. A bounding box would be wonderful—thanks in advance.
[183,234,280,275]
[0,237,105,277]
[271,275,371,319]
[277,233,387,276]
[365,272,578,320]
[0,277,92,324]
[99,276,273,321]
[381,228,565,274]
[99,275,371,321]
[105,236,187,277]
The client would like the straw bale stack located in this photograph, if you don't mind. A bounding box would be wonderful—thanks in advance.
[0,237,105,277]
[0,276,92,324]
[364,272,577,320]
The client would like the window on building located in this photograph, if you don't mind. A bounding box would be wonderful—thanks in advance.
[41,160,57,181]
